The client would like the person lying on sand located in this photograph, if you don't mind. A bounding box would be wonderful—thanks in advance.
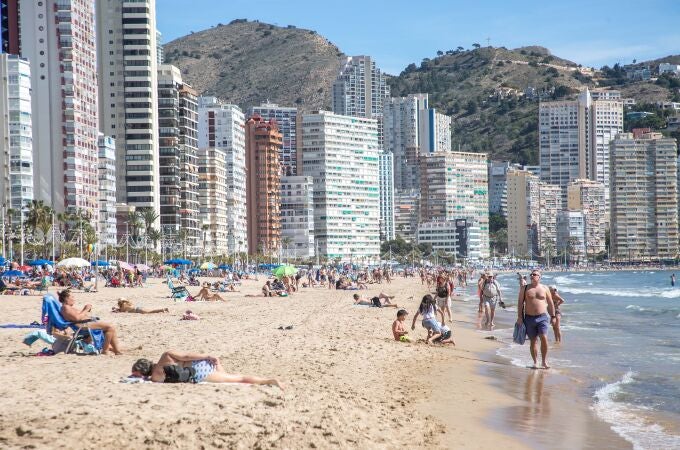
[59,289,123,355]
[130,351,284,389]
[112,298,169,314]
[353,293,398,308]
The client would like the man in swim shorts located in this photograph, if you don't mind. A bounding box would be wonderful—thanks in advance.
[516,271,556,369]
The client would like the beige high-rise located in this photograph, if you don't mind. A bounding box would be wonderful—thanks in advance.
[610,132,678,260]
[567,179,606,255]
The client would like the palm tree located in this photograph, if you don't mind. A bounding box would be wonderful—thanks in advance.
[140,208,159,236]
[281,237,293,263]
[25,200,54,257]
[147,228,161,251]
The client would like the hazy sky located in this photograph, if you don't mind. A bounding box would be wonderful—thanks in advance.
[157,0,680,74]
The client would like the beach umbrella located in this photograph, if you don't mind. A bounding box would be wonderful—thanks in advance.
[18,265,31,272]
[188,268,200,274]
[56,257,90,268]
[272,265,297,279]
[164,258,185,265]
[29,259,52,266]
[1,270,26,278]
[179,259,193,265]
[117,261,134,271]
[136,264,151,271]
[91,260,110,267]
[218,264,232,270]
[200,262,216,270]
[0,257,6,266]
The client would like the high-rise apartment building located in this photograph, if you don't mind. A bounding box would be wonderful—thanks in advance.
[247,102,299,176]
[507,170,561,258]
[419,151,489,258]
[300,111,380,260]
[379,152,395,241]
[539,88,623,207]
[155,29,163,65]
[556,210,586,261]
[97,134,117,246]
[280,175,315,259]
[418,108,451,154]
[0,54,32,222]
[610,132,678,260]
[567,179,606,256]
[198,147,229,255]
[157,65,199,251]
[20,0,99,219]
[394,190,420,242]
[96,0,160,218]
[245,115,282,256]
[332,56,390,145]
[488,161,511,217]
[197,97,247,254]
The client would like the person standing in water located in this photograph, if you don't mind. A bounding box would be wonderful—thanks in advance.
[671,274,676,287]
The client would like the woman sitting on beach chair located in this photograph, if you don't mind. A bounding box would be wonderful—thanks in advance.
[130,351,283,388]
[193,283,225,301]
[112,298,169,314]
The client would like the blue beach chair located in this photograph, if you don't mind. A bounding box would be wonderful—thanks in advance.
[41,294,104,354]
[166,276,189,300]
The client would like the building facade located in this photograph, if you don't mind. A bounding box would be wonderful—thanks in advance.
[0,54,32,222]
[97,134,117,246]
[20,0,99,219]
[197,97,247,254]
[332,56,390,145]
[198,147,229,255]
[247,102,299,176]
[300,111,380,261]
[417,219,480,260]
[379,152,395,241]
[96,0,160,219]
[245,115,282,257]
[610,132,679,260]
[556,210,586,262]
[567,179,606,256]
[1,0,19,54]
[419,151,489,258]
[280,175,315,259]
[394,190,420,242]
[418,107,451,154]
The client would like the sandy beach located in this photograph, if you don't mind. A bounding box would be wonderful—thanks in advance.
[0,275,619,449]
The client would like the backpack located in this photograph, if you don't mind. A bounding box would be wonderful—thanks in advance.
[436,285,448,298]
[371,296,382,308]
[163,364,197,383]
[482,280,499,299]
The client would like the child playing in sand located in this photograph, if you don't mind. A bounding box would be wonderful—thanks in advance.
[432,321,455,345]
[411,294,445,344]
[392,309,410,342]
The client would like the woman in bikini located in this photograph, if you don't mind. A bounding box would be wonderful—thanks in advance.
[112,298,168,314]
[548,285,565,343]
[130,351,284,389]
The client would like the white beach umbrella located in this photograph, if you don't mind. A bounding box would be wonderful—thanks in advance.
[56,257,91,268]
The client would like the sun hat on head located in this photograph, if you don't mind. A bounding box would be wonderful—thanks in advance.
[549,285,557,290]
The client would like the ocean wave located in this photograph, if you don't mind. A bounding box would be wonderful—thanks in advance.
[625,304,680,317]
[592,371,680,450]
[559,285,680,299]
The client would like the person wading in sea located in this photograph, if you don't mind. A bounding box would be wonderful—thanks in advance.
[517,271,556,369]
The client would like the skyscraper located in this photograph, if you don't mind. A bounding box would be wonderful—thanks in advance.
[245,115,282,257]
[96,0,160,219]
[97,134,117,246]
[567,179,606,256]
[332,56,390,145]
[300,111,380,260]
[0,54,32,222]
[379,152,395,241]
[610,132,678,260]
[419,151,490,258]
[280,175,315,259]
[247,102,299,176]
[20,0,99,218]
[197,97,247,254]
[418,108,451,154]
[198,147,230,255]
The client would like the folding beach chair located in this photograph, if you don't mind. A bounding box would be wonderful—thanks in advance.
[166,276,189,300]
[41,294,104,354]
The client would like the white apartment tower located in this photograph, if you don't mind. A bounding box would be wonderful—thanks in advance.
[419,151,490,259]
[19,0,99,219]
[610,132,678,260]
[198,147,230,255]
[0,54,33,222]
[300,111,380,261]
[247,102,299,176]
[567,179,606,256]
[96,0,160,220]
[418,108,452,154]
[97,134,117,246]
[332,56,390,145]
[556,210,586,261]
[379,152,395,241]
[280,175,315,259]
[197,97,247,254]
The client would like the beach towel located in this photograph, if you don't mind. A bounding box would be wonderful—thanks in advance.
[513,321,527,345]
[0,322,43,329]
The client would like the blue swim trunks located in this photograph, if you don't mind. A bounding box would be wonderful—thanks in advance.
[524,313,549,339]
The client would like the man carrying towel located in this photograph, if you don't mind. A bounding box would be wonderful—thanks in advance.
[517,270,556,369]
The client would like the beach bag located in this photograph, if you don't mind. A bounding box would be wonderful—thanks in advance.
[436,285,448,298]
[163,364,196,383]
[371,296,382,308]
[482,280,498,299]
[513,322,527,345]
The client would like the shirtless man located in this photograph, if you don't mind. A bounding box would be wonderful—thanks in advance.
[516,271,556,369]
[59,289,122,355]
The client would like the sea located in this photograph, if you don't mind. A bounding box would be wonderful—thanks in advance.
[481,270,680,450]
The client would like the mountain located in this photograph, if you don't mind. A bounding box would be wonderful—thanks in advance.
[163,19,344,111]
[164,21,677,162]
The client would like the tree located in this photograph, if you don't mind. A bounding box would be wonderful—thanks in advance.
[489,213,507,233]
[140,208,159,236]
[472,43,481,49]
[436,50,444,57]
[456,46,464,52]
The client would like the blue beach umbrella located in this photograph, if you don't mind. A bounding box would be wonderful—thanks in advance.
[91,260,110,267]
[188,268,200,274]
[29,259,52,266]
[2,270,26,277]
[218,264,232,270]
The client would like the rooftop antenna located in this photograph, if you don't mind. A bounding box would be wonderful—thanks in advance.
[486,37,490,47]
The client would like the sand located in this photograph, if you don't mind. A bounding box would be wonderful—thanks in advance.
[0,275,533,449]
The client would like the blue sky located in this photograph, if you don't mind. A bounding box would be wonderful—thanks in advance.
[157,0,680,74]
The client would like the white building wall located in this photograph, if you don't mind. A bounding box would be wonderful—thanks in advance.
[280,175,315,258]
[379,152,395,241]
[98,134,117,246]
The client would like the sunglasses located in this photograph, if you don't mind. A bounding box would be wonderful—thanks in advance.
[530,273,540,277]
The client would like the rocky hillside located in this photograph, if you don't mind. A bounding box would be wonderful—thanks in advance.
[163,20,344,111]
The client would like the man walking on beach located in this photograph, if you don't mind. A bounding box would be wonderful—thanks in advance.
[517,271,556,369]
